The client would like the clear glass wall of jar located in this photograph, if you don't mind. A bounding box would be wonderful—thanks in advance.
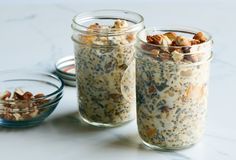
[72,10,144,127]
[135,27,213,150]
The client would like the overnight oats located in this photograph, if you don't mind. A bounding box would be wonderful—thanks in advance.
[135,27,213,150]
[71,10,144,127]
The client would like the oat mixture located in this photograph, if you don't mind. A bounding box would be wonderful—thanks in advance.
[136,30,212,149]
[73,20,138,125]
[0,88,49,121]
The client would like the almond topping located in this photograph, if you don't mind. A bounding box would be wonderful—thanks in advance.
[193,32,207,42]
[175,36,191,46]
[164,32,177,41]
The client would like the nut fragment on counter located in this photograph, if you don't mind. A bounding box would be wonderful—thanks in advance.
[0,88,49,121]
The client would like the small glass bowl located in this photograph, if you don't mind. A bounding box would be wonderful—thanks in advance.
[0,70,64,127]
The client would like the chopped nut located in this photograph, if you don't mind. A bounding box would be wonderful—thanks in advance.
[113,19,128,29]
[147,35,171,46]
[0,91,11,100]
[13,113,22,121]
[193,32,207,42]
[14,88,25,100]
[191,39,201,45]
[15,88,24,94]
[169,46,182,53]
[17,101,30,109]
[147,35,163,45]
[171,50,184,62]
[150,49,160,58]
[22,112,32,120]
[175,36,191,46]
[80,35,96,44]
[162,35,172,47]
[160,52,171,61]
[126,33,135,42]
[0,89,49,121]
[164,32,177,41]
[34,93,45,98]
[170,41,177,46]
[3,113,15,121]
[23,92,33,100]
[30,109,39,118]
[100,37,108,43]
[88,23,101,32]
[145,30,209,63]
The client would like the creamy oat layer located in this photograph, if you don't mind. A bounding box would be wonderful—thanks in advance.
[74,20,136,125]
[136,31,212,149]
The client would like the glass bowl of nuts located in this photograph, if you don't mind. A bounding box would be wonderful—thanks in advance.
[0,70,64,127]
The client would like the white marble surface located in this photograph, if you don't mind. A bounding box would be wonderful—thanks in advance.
[0,0,236,159]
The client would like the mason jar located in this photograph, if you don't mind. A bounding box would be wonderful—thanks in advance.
[71,10,144,127]
[135,27,213,150]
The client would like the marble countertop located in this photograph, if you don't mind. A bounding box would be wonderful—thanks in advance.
[0,1,235,159]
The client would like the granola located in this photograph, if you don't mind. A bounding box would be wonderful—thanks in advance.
[136,29,212,149]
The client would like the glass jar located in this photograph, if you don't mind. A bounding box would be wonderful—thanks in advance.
[135,27,213,150]
[71,10,144,127]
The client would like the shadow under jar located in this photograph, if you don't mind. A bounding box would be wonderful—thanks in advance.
[135,27,213,150]
[71,10,144,127]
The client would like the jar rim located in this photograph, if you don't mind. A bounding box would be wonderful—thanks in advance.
[136,26,213,48]
[71,9,144,35]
